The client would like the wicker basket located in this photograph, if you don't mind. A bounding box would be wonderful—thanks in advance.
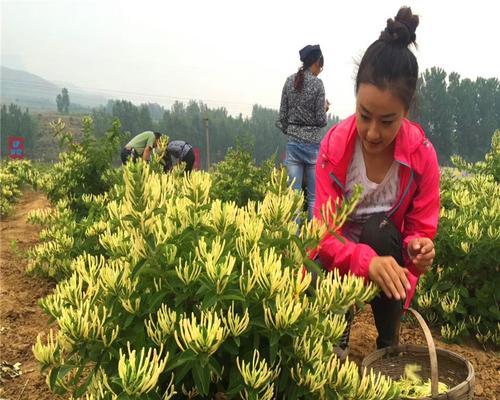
[361,308,475,399]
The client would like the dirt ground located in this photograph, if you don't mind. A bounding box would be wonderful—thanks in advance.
[0,190,59,400]
[0,190,498,399]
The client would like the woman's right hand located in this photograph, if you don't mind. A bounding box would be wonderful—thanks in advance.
[368,256,411,300]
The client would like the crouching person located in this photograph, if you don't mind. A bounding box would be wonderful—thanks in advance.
[121,131,162,164]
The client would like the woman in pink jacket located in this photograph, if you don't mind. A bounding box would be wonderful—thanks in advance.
[314,7,440,351]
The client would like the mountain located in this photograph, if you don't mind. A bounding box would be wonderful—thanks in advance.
[1,66,107,110]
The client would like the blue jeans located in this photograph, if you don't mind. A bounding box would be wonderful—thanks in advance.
[284,141,319,220]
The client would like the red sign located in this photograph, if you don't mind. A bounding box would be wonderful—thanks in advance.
[193,147,201,170]
[8,136,25,159]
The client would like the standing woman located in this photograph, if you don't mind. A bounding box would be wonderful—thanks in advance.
[277,44,328,220]
[314,7,440,351]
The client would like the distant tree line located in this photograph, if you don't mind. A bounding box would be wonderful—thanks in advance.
[3,67,499,165]
[0,104,37,158]
[91,99,339,166]
[411,67,500,164]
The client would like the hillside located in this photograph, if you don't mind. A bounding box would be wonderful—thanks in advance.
[1,66,107,110]
[32,112,85,161]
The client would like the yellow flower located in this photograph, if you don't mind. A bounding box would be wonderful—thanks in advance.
[118,342,168,396]
[174,311,228,356]
[236,349,280,390]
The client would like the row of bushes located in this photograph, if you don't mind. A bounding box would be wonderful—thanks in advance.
[24,118,399,399]
[8,116,499,398]
[415,131,500,346]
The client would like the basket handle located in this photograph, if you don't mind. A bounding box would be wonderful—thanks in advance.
[402,307,439,398]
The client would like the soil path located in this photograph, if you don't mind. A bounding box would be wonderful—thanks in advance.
[0,190,59,400]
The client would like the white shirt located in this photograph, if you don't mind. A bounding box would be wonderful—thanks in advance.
[344,138,400,242]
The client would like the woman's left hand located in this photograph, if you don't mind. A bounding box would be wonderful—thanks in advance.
[408,238,435,273]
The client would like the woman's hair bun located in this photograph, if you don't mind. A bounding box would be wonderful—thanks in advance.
[379,6,419,47]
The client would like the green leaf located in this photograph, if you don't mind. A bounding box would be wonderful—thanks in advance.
[269,333,280,364]
[48,367,61,392]
[166,349,197,371]
[222,339,239,356]
[130,258,148,279]
[201,293,219,310]
[303,258,323,277]
[116,393,134,400]
[146,289,169,314]
[192,361,211,396]
[220,291,246,302]
[72,368,95,398]
[174,360,193,384]
[208,357,223,378]
[226,365,244,396]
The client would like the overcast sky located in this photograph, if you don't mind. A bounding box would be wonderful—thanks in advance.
[1,0,499,118]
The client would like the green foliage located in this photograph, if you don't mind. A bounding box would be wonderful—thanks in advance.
[32,163,399,400]
[412,69,500,164]
[450,130,500,182]
[415,133,500,347]
[0,103,37,158]
[27,193,110,280]
[36,116,123,215]
[109,99,153,137]
[56,88,70,113]
[0,159,36,216]
[210,146,277,206]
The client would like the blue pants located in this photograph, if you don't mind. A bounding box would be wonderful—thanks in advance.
[284,141,319,221]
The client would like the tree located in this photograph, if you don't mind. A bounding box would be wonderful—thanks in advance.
[138,104,153,131]
[413,67,454,164]
[56,88,70,113]
[0,104,37,158]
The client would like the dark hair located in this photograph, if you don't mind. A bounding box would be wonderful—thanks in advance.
[356,6,419,110]
[294,52,324,92]
[154,131,162,139]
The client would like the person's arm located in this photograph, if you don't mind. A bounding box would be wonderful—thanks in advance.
[313,142,377,280]
[276,79,289,133]
[314,139,409,300]
[402,143,441,275]
[143,146,152,161]
[142,132,157,161]
[314,80,327,128]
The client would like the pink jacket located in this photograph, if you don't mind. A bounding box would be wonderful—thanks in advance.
[313,115,440,307]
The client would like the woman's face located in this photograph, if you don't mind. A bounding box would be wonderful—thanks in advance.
[355,83,408,156]
[310,60,323,76]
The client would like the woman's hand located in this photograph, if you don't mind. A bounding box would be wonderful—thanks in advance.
[408,237,435,273]
[368,256,411,300]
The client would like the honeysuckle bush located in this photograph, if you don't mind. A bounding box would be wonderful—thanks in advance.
[0,159,38,216]
[415,131,500,347]
[36,116,123,216]
[451,129,500,182]
[26,117,126,279]
[27,193,111,279]
[33,161,399,400]
[210,147,276,206]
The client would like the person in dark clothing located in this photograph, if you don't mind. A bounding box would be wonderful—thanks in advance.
[162,140,195,173]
